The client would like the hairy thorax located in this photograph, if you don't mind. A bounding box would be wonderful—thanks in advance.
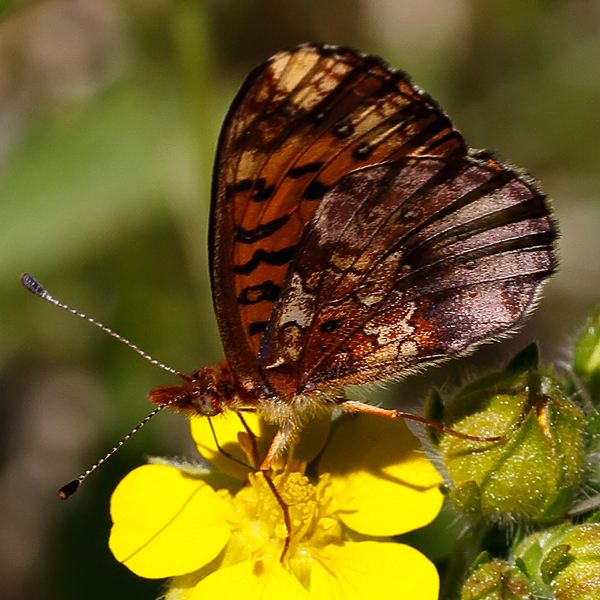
[147,361,342,429]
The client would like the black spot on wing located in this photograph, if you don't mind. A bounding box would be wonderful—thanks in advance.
[248,321,268,336]
[320,319,341,333]
[302,180,330,201]
[287,162,323,179]
[234,245,297,275]
[235,214,290,244]
[352,143,374,161]
[252,179,275,202]
[234,179,253,193]
[312,111,328,124]
[231,178,274,202]
[238,280,282,305]
[333,122,354,138]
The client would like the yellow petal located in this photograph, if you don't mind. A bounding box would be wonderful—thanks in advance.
[191,412,331,479]
[164,572,205,600]
[319,414,443,536]
[189,558,311,600]
[191,413,274,479]
[109,464,232,579]
[311,541,439,599]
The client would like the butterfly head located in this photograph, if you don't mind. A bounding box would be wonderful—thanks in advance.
[148,366,229,417]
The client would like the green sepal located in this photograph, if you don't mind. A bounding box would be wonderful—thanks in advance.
[512,525,570,596]
[448,480,482,516]
[439,483,452,497]
[536,485,580,523]
[513,556,531,581]
[586,507,600,523]
[540,544,573,585]
[573,304,600,404]
[470,551,492,571]
[505,342,540,374]
[425,387,446,446]
[460,554,534,600]
[511,523,529,550]
[513,523,600,598]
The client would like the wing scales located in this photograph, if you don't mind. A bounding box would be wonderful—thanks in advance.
[210,44,464,392]
[260,156,556,397]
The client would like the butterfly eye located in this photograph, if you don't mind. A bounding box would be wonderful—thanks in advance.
[191,390,222,417]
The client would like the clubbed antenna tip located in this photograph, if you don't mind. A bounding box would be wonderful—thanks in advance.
[58,480,80,500]
[21,273,47,298]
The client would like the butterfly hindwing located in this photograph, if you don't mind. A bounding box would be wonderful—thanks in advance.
[259,155,556,397]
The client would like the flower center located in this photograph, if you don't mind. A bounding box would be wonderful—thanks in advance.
[227,461,342,568]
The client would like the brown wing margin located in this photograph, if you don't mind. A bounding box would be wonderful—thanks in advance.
[209,57,274,395]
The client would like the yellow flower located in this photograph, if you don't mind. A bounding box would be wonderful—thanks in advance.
[109,413,443,599]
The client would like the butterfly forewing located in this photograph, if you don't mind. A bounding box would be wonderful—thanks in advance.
[210,44,466,394]
[259,155,556,397]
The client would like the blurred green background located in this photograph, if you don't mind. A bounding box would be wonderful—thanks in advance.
[0,1,599,599]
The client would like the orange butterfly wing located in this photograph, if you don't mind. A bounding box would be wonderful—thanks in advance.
[211,44,466,395]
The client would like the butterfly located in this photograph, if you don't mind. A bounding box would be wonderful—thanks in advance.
[143,43,557,470]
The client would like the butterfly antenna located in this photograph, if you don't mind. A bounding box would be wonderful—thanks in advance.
[58,397,182,499]
[20,273,188,380]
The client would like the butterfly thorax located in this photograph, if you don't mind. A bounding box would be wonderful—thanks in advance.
[147,359,344,429]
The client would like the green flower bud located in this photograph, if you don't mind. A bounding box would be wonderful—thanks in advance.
[429,344,586,522]
[573,304,600,404]
[514,522,600,599]
[460,552,533,600]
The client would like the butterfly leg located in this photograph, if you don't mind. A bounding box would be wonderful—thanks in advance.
[206,417,257,470]
[258,421,299,562]
[236,413,261,467]
[337,400,504,442]
[259,421,296,470]
[262,470,292,562]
